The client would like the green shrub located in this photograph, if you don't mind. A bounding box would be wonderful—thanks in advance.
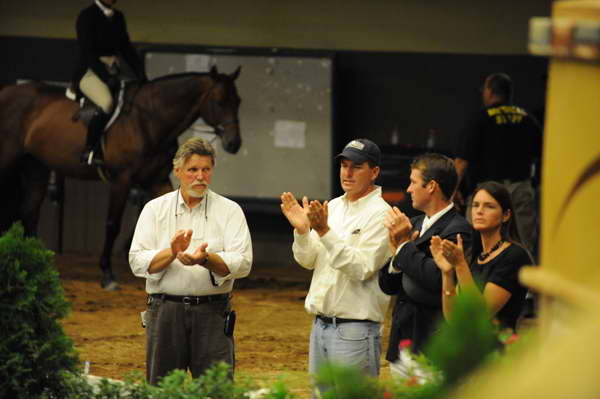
[55,364,296,399]
[0,223,79,398]
[314,363,384,399]
[424,287,497,387]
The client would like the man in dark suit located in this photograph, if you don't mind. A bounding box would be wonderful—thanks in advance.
[378,153,472,379]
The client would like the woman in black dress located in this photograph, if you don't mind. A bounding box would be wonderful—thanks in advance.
[430,181,532,330]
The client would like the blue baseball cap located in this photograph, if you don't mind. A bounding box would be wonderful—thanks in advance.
[335,138,381,166]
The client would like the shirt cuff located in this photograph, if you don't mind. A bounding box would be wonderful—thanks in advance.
[388,241,409,274]
[318,228,337,251]
[142,249,166,281]
[214,251,237,282]
[293,228,312,246]
[211,271,232,286]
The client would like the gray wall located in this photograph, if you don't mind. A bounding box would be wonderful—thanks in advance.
[146,51,334,200]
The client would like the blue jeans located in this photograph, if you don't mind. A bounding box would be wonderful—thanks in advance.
[309,317,381,397]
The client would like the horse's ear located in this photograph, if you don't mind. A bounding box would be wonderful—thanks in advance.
[210,65,218,77]
[230,66,241,81]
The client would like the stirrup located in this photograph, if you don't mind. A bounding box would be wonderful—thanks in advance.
[81,150,104,166]
[80,150,92,165]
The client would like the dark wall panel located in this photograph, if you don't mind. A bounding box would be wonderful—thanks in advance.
[335,51,547,155]
[0,36,78,84]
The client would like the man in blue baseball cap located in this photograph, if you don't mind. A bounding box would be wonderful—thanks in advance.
[280,138,391,398]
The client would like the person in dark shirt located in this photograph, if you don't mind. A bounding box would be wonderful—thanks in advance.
[431,181,532,331]
[72,0,147,165]
[454,73,542,256]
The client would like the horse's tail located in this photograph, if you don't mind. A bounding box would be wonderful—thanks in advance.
[0,85,30,234]
[0,164,25,235]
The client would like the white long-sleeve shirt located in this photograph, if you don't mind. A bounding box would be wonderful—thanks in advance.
[292,186,391,323]
[129,189,252,295]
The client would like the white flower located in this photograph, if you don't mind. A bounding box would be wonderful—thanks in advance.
[245,388,271,399]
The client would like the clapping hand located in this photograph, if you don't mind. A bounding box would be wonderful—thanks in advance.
[430,235,453,273]
[441,234,466,266]
[171,229,192,256]
[383,207,412,252]
[307,200,329,236]
[280,192,310,234]
[177,242,209,266]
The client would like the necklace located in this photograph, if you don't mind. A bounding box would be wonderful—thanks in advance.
[478,239,504,261]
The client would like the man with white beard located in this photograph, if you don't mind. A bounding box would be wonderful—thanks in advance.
[129,137,252,384]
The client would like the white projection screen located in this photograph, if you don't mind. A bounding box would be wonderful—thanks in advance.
[144,50,334,204]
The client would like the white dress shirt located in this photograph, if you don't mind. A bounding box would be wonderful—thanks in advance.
[129,189,252,295]
[418,202,454,237]
[292,186,391,323]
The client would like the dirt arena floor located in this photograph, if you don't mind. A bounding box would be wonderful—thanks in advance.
[56,254,392,398]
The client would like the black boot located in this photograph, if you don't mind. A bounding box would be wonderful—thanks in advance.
[81,110,110,166]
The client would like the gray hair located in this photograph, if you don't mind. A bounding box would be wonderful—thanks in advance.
[172,137,216,168]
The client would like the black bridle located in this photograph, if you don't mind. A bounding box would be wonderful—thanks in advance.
[200,81,239,137]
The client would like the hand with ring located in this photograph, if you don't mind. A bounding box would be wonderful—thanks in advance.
[441,234,466,266]
[384,207,412,252]
[430,235,453,273]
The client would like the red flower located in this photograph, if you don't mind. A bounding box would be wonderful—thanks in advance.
[505,333,519,345]
[383,391,394,399]
[399,339,412,350]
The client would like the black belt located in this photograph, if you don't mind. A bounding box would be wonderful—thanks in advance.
[316,315,375,324]
[151,293,229,305]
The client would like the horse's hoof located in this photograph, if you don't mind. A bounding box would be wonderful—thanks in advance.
[102,280,120,291]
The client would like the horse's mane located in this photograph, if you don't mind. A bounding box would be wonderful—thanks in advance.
[148,71,232,85]
[149,72,209,83]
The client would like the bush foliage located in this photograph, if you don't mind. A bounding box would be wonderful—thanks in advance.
[58,363,295,399]
[0,223,79,398]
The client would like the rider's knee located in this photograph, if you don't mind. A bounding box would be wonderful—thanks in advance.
[97,97,114,115]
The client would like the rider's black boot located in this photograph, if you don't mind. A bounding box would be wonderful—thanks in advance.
[81,110,110,166]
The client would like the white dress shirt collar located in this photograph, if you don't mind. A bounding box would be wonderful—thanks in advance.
[419,202,454,237]
[176,189,208,216]
[341,185,383,207]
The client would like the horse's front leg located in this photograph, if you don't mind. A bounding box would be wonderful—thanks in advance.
[100,175,132,290]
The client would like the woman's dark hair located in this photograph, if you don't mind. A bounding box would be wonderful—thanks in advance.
[470,181,524,261]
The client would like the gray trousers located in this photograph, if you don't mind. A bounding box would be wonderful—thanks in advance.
[145,296,234,385]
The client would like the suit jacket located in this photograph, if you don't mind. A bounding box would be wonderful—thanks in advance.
[378,208,472,361]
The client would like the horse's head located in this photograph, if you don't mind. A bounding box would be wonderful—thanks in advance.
[203,66,242,154]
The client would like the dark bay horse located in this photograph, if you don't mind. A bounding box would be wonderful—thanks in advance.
[0,66,241,289]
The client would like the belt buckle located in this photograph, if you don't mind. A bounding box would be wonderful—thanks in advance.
[182,296,192,305]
